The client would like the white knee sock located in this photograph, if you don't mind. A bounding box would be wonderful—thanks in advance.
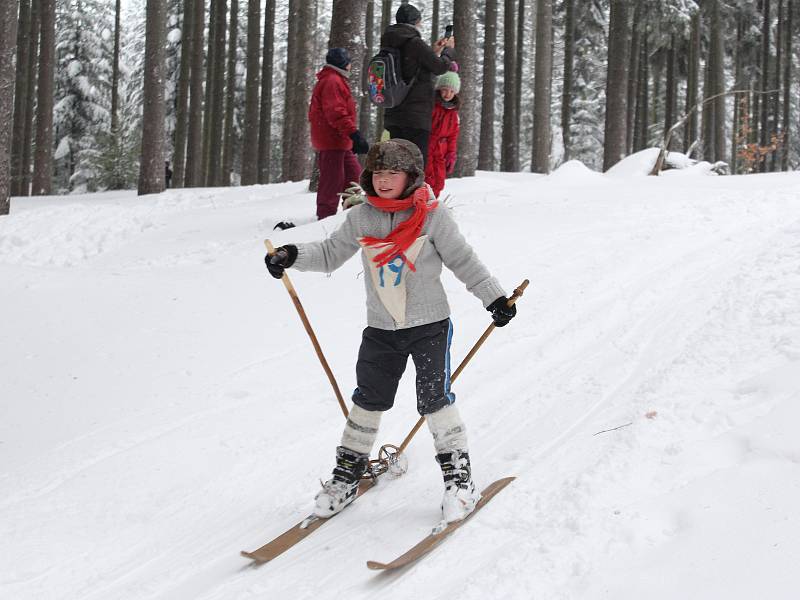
[340,404,382,455]
[426,404,468,454]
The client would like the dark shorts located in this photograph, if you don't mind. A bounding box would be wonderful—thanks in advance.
[352,318,456,415]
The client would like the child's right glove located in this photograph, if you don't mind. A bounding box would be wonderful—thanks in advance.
[487,296,517,327]
[265,244,298,279]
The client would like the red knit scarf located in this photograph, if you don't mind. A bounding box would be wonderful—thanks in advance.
[361,186,437,271]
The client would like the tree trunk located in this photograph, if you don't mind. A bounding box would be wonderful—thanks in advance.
[531,0,552,173]
[561,0,578,162]
[282,0,315,181]
[731,13,745,174]
[781,0,792,170]
[0,0,19,214]
[760,0,771,171]
[329,0,368,102]
[664,35,677,151]
[10,0,31,197]
[172,0,194,188]
[626,0,642,154]
[32,0,55,196]
[602,0,630,171]
[710,0,725,163]
[257,0,275,183]
[478,0,498,170]
[20,0,39,197]
[375,0,391,138]
[240,0,261,185]
[684,10,700,154]
[138,0,167,195]
[514,0,524,150]
[208,0,227,185]
[185,0,205,187]
[452,0,478,177]
[771,0,783,172]
[222,0,238,186]
[359,0,374,141]
[202,0,218,185]
[431,0,440,45]
[500,0,517,171]
[633,33,649,152]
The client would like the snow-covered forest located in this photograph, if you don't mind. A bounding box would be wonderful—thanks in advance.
[1,0,800,210]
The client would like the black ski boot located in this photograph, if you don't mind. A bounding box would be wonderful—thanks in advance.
[436,450,481,523]
[314,446,369,518]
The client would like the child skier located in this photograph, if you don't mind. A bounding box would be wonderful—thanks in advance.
[265,139,516,524]
[425,70,461,198]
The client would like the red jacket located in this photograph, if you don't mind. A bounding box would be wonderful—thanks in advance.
[308,66,357,151]
[425,96,460,197]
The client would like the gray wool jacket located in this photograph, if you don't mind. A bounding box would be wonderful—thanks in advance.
[292,198,506,331]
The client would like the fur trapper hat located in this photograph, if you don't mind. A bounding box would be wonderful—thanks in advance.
[360,139,426,198]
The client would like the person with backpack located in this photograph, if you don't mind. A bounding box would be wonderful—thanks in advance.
[379,4,455,166]
[308,47,371,220]
[425,69,461,197]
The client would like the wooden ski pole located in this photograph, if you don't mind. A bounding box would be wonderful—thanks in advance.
[265,239,349,419]
[397,279,529,453]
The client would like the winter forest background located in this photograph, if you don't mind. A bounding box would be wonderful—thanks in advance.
[1,0,799,214]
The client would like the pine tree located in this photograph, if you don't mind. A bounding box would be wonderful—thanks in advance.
[240,0,261,185]
[172,0,194,188]
[531,0,553,173]
[138,0,166,195]
[478,0,498,170]
[10,0,32,197]
[0,0,19,214]
[33,0,56,195]
[500,0,517,171]
[185,0,205,187]
[603,0,630,171]
[257,0,275,183]
[453,0,479,176]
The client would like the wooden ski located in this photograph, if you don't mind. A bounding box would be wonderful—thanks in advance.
[241,478,376,564]
[366,476,516,571]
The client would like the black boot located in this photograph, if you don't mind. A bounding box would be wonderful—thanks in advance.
[314,446,369,518]
[436,450,481,522]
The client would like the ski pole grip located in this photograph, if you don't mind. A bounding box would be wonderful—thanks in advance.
[506,279,529,307]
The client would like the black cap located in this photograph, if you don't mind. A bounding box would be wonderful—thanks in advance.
[396,4,422,24]
[325,47,351,69]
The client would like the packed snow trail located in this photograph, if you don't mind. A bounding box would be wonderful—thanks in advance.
[1,168,799,599]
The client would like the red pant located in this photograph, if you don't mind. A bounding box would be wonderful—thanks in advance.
[317,150,362,220]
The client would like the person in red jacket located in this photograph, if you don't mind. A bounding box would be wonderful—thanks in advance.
[308,48,370,220]
[425,70,460,198]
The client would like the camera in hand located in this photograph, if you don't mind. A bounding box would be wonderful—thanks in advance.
[444,24,453,39]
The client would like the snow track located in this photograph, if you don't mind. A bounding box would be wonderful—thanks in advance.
[2,171,800,599]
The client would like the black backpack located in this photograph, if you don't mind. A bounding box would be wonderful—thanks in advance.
[366,43,417,108]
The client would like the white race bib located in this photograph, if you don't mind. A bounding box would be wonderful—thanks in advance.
[359,236,428,326]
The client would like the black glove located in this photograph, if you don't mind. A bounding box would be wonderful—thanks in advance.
[350,130,370,155]
[265,244,298,279]
[487,296,517,327]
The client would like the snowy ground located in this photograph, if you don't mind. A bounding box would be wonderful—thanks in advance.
[2,162,800,599]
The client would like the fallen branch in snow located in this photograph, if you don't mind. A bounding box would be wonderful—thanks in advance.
[593,422,633,436]
[650,88,779,176]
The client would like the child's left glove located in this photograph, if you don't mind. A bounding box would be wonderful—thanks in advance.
[265,244,298,279]
[487,296,517,327]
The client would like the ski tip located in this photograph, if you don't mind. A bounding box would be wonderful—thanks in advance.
[366,560,389,570]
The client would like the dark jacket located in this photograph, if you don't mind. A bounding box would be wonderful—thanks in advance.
[308,65,358,151]
[380,23,452,132]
